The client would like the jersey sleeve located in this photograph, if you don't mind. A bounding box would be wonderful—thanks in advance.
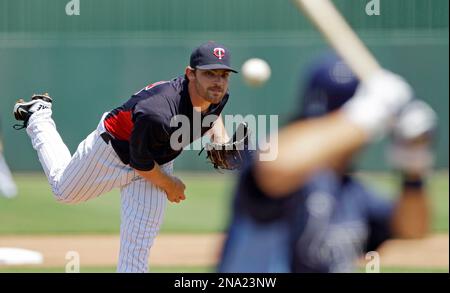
[362,185,396,252]
[129,111,169,171]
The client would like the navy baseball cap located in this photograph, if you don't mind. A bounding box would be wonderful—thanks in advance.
[297,52,359,119]
[190,41,238,73]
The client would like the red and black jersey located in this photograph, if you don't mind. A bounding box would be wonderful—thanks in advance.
[104,75,229,171]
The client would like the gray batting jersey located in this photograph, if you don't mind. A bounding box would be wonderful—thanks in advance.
[219,165,394,273]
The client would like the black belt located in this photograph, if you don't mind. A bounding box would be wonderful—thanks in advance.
[100,132,113,144]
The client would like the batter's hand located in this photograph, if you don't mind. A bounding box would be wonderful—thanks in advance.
[164,176,186,203]
[387,100,437,176]
[343,69,413,138]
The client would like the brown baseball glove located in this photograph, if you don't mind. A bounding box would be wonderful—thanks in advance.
[200,122,254,171]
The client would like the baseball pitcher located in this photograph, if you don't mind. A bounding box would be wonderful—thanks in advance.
[13,41,238,273]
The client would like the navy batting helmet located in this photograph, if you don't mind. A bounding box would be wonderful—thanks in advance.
[297,53,359,120]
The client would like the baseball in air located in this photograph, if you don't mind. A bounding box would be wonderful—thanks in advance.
[241,58,271,87]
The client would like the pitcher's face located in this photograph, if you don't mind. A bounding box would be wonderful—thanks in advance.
[190,69,230,104]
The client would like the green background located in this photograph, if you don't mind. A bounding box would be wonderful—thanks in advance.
[0,172,448,234]
[0,0,448,273]
[0,0,448,171]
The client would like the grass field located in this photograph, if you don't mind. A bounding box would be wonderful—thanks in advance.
[0,172,235,234]
[0,171,448,273]
[0,171,448,234]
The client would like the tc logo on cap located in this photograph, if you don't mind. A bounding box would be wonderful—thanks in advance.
[213,47,225,60]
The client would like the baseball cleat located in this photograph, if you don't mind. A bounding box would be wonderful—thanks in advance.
[13,93,53,129]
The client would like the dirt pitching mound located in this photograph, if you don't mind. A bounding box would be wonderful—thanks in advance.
[0,233,447,270]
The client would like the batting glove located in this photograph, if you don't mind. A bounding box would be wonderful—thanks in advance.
[343,69,413,139]
[386,100,437,176]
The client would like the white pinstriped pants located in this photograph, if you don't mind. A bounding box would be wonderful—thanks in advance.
[26,109,172,273]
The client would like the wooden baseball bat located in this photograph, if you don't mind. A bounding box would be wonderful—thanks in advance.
[292,0,381,81]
